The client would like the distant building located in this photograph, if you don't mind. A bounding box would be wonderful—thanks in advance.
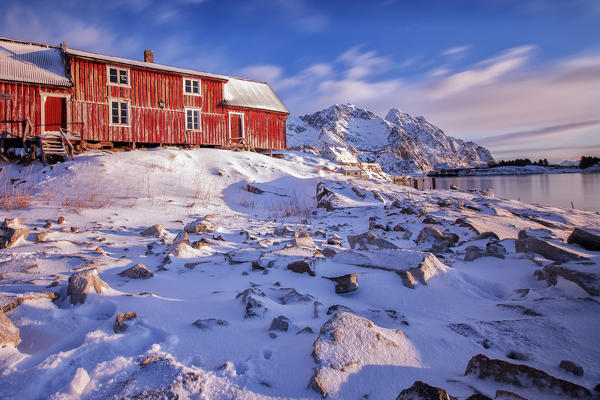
[338,165,362,177]
[0,36,288,152]
[322,146,358,164]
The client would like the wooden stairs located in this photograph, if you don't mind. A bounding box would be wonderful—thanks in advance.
[38,129,79,164]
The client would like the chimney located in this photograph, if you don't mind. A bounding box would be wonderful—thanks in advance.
[144,50,154,63]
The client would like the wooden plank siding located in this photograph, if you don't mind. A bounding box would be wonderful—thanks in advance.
[225,106,287,150]
[0,80,70,139]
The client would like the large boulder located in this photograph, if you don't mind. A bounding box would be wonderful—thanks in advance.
[515,230,586,263]
[539,263,600,296]
[0,311,20,347]
[119,263,154,279]
[309,311,421,398]
[0,218,30,249]
[68,268,110,304]
[395,381,454,400]
[140,224,167,237]
[347,231,398,250]
[567,227,600,251]
[324,273,358,294]
[332,249,449,289]
[415,225,459,247]
[184,216,217,234]
[225,248,263,264]
[464,354,591,398]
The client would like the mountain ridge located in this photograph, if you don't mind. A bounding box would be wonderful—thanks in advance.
[287,103,494,175]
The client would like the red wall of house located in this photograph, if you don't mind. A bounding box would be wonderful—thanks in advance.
[0,80,70,139]
[225,106,287,150]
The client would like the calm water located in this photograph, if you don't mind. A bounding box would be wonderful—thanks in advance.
[422,173,600,212]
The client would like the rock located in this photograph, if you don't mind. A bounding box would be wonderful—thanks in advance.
[321,247,338,258]
[421,216,442,225]
[310,311,420,398]
[246,184,264,194]
[44,221,52,228]
[465,245,485,261]
[173,231,189,245]
[480,188,494,197]
[324,273,358,293]
[326,238,342,246]
[225,248,262,264]
[34,231,50,243]
[450,184,459,190]
[332,249,449,289]
[68,268,110,304]
[278,288,314,304]
[475,231,500,241]
[347,231,398,250]
[294,231,316,248]
[236,288,267,318]
[395,381,454,400]
[70,227,78,233]
[559,360,584,377]
[316,182,337,211]
[506,351,528,361]
[192,318,229,329]
[57,216,65,224]
[567,227,600,251]
[297,327,314,335]
[274,226,295,236]
[114,312,137,333]
[118,263,154,279]
[515,230,586,263]
[140,224,166,237]
[464,354,591,398]
[494,390,527,400]
[415,225,459,247]
[269,315,291,332]
[0,311,20,347]
[540,263,600,296]
[287,260,315,276]
[466,394,492,400]
[184,216,217,234]
[485,241,506,258]
[0,291,60,313]
[0,218,30,249]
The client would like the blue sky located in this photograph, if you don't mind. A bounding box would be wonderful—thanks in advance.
[2,0,599,161]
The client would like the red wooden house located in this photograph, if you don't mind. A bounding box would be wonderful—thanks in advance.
[0,36,288,154]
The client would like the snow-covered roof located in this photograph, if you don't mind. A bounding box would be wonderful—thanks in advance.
[65,48,228,81]
[0,38,71,87]
[223,77,289,114]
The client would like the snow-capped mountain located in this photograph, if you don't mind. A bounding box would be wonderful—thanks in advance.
[287,103,494,175]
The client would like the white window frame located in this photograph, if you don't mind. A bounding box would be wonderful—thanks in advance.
[107,65,131,88]
[184,107,201,131]
[228,112,245,142]
[183,78,201,96]
[109,98,131,127]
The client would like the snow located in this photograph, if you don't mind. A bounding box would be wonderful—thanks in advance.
[0,147,599,399]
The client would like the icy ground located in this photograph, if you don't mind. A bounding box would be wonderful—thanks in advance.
[0,148,599,399]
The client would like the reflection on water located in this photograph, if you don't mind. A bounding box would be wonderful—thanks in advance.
[426,173,600,212]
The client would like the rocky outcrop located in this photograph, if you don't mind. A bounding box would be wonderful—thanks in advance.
[119,263,154,279]
[567,227,600,251]
[114,312,137,333]
[0,218,30,249]
[184,216,217,234]
[415,225,459,247]
[309,311,421,397]
[347,231,398,250]
[395,381,454,400]
[287,260,316,276]
[192,318,230,329]
[324,273,358,294]
[539,263,600,296]
[236,288,267,318]
[560,360,584,377]
[515,230,586,263]
[140,224,166,237]
[464,354,591,398]
[68,268,110,304]
[0,291,60,313]
[0,311,20,347]
[269,315,291,332]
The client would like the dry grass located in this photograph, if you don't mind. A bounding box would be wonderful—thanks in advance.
[268,191,313,223]
[0,167,35,211]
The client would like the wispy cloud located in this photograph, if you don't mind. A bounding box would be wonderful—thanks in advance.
[338,46,390,80]
[442,45,471,56]
[479,120,600,145]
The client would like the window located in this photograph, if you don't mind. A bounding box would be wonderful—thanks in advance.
[185,108,200,131]
[183,78,200,95]
[107,66,130,86]
[110,100,129,126]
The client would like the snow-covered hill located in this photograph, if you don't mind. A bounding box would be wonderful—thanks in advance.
[287,104,494,175]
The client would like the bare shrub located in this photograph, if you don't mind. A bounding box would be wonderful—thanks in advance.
[0,167,35,211]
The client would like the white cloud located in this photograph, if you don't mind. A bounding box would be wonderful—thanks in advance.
[442,45,471,56]
[338,46,390,80]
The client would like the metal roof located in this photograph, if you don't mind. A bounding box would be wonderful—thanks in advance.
[0,39,71,87]
[65,48,229,81]
[223,77,289,114]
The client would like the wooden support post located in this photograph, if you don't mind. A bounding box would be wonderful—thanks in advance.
[432,177,436,190]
